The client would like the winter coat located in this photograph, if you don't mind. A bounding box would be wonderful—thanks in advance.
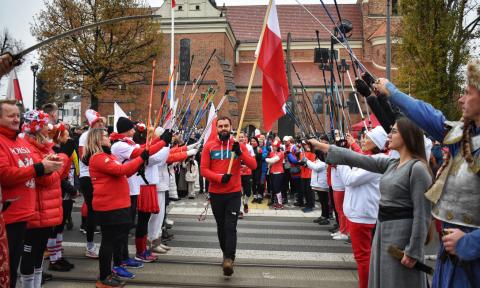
[22,134,69,229]
[306,159,329,190]
[89,152,143,211]
[200,137,256,194]
[0,127,39,224]
[184,160,199,182]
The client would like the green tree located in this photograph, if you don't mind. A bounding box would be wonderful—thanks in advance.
[32,0,163,110]
[397,0,479,119]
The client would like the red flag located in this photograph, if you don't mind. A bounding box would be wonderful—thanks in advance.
[204,103,217,143]
[6,69,23,102]
[256,0,289,132]
[172,0,176,8]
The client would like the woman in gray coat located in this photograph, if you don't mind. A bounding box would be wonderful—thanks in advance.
[309,117,432,288]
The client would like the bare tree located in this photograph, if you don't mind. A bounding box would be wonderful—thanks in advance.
[32,0,163,110]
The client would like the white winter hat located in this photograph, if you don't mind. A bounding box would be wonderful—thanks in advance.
[85,109,104,127]
[366,126,388,149]
[283,136,290,142]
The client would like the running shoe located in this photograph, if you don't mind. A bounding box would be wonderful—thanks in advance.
[112,266,135,279]
[85,246,99,259]
[120,258,144,269]
[135,251,157,263]
[96,274,125,288]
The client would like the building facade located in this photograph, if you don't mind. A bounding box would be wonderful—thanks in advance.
[86,0,401,136]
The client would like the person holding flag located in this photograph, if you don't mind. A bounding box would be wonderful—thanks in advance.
[200,117,256,276]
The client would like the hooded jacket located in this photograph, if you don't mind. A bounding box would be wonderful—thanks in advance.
[201,136,256,194]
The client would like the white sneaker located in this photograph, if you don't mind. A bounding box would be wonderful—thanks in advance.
[85,246,99,259]
[333,233,349,240]
[330,231,341,237]
[151,245,167,255]
[165,218,174,226]
[160,243,171,251]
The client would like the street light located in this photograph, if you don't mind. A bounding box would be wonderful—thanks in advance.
[30,64,39,110]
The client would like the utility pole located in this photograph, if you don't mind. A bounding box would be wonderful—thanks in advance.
[386,0,391,80]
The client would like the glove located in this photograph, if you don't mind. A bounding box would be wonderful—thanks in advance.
[232,141,242,156]
[155,127,165,137]
[187,148,198,157]
[160,129,173,145]
[140,149,150,162]
[301,157,308,165]
[355,79,372,98]
[136,165,146,178]
[362,72,376,87]
[221,174,232,183]
[187,142,200,150]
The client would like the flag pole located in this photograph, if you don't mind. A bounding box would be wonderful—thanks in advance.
[170,0,175,109]
[146,60,156,149]
[227,0,273,174]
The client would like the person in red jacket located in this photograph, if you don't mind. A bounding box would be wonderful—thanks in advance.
[0,100,63,288]
[84,128,148,288]
[265,140,285,209]
[18,110,70,288]
[200,117,256,276]
[299,142,316,213]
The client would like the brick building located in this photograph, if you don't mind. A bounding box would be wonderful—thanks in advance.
[89,0,401,136]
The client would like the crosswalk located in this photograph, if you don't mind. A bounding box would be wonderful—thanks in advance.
[54,199,358,287]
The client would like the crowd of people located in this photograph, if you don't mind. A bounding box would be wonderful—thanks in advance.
[0,52,479,288]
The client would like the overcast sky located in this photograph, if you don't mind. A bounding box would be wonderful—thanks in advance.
[0,0,477,111]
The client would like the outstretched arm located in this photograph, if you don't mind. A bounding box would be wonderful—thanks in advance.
[374,79,447,142]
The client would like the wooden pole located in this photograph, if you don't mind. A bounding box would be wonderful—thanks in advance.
[227,0,273,174]
[146,60,156,149]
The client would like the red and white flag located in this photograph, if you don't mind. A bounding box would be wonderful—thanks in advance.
[203,103,217,144]
[171,0,176,8]
[6,69,23,102]
[256,0,289,131]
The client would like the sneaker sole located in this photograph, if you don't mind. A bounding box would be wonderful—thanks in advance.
[134,256,154,263]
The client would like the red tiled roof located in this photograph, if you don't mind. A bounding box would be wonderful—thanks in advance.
[226,4,363,42]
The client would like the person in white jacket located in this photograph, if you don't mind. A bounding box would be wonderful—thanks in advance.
[306,150,330,225]
[334,126,388,288]
[183,156,199,199]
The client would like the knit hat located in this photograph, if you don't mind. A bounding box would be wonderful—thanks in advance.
[272,140,281,147]
[366,126,388,149]
[136,122,146,132]
[467,59,480,91]
[22,110,50,133]
[116,117,135,134]
[85,109,103,127]
[283,136,290,142]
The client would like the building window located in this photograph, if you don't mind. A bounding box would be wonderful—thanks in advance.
[73,109,79,116]
[312,92,323,114]
[178,5,183,11]
[195,5,200,11]
[392,0,399,16]
[179,38,191,81]
[348,93,360,114]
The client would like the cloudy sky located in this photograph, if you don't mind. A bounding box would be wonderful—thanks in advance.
[0,0,476,111]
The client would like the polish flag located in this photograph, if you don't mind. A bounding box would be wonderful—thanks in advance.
[203,103,217,144]
[163,109,173,129]
[6,69,23,102]
[256,0,289,132]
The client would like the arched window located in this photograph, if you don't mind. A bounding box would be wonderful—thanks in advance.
[179,39,191,81]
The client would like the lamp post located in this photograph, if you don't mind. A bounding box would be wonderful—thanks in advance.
[30,64,39,110]
[386,0,391,80]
